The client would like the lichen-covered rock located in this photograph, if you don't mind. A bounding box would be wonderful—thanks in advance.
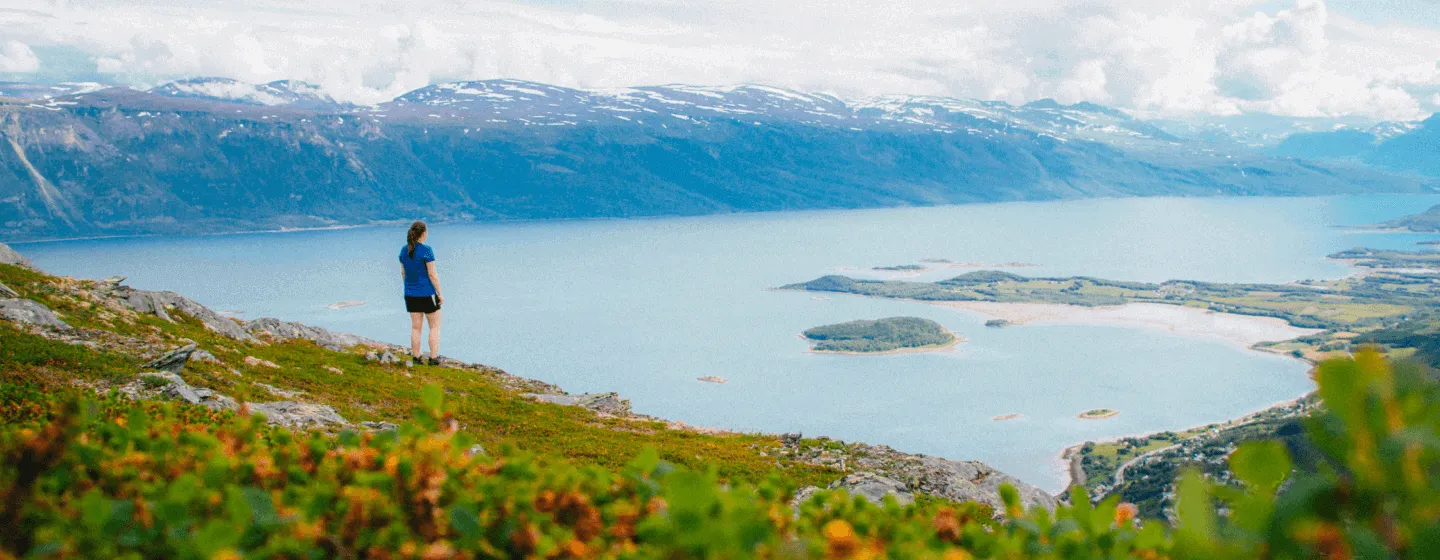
[361,421,398,432]
[379,351,399,365]
[115,371,235,410]
[249,402,349,429]
[187,349,220,364]
[0,281,17,298]
[245,317,381,351]
[826,473,915,506]
[141,344,198,375]
[780,438,1057,513]
[255,382,301,399]
[0,242,36,271]
[243,356,280,369]
[0,298,70,330]
[112,285,253,341]
[522,392,632,415]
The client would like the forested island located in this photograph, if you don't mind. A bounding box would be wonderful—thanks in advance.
[802,316,958,354]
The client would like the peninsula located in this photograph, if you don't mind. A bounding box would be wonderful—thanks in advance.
[783,247,1440,363]
[803,316,959,354]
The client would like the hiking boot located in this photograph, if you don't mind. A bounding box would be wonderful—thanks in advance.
[427,356,442,366]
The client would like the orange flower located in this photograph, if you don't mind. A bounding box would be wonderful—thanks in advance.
[942,549,973,560]
[823,520,859,558]
[421,541,458,560]
[1115,503,1138,527]
[563,539,589,558]
[933,509,962,543]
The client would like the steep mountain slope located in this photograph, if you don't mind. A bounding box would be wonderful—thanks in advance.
[0,79,1430,241]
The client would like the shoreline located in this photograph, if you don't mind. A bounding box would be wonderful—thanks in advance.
[928,300,1322,353]
[1052,390,1315,491]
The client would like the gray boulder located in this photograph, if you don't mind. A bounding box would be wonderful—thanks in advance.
[0,298,70,330]
[828,473,915,506]
[114,287,253,341]
[466,444,487,457]
[0,282,17,298]
[0,243,36,271]
[118,371,235,410]
[245,317,381,351]
[522,392,632,415]
[361,421,399,432]
[141,344,199,375]
[188,349,220,364]
[379,351,400,364]
[897,455,1057,512]
[249,402,349,429]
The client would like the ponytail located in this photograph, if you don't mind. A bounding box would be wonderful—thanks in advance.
[406,221,427,259]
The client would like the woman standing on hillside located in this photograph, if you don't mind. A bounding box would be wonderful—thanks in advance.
[401,221,444,365]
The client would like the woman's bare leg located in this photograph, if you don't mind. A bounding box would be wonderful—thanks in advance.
[409,312,424,357]
[425,309,442,359]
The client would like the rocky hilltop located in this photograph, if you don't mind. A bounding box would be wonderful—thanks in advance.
[0,241,1055,511]
[1,79,1431,241]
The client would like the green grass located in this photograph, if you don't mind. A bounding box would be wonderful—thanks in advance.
[0,265,842,490]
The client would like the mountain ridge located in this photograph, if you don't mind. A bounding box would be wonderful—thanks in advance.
[0,78,1433,242]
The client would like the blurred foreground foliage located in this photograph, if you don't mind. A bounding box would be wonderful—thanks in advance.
[2,350,1439,558]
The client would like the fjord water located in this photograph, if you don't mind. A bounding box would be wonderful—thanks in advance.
[20,195,1440,491]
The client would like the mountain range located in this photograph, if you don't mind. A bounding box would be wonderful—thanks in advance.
[0,77,1435,241]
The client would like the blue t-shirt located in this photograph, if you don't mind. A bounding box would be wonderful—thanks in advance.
[399,243,437,297]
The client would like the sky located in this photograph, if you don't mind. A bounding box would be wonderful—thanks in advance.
[1,0,1439,120]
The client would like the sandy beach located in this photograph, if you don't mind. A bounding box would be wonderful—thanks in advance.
[931,301,1322,350]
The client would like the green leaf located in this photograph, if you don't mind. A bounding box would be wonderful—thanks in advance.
[1173,470,1215,552]
[449,504,482,540]
[1230,441,1292,495]
[420,383,444,413]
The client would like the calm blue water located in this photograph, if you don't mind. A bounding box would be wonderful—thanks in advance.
[17,195,1440,491]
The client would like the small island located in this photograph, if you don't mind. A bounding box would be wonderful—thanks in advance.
[802,316,959,354]
[985,319,1012,328]
[873,264,927,272]
[1078,409,1119,420]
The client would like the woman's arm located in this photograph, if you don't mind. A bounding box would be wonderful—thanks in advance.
[426,261,443,305]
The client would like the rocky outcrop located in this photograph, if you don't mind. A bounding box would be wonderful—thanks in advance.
[0,242,36,271]
[112,284,253,341]
[117,371,237,411]
[249,402,349,429]
[365,350,400,364]
[0,282,17,298]
[523,392,632,415]
[0,298,70,330]
[777,436,1057,513]
[808,473,916,507]
[141,343,199,375]
[245,317,381,351]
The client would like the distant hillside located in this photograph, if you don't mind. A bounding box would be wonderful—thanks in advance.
[1266,113,1440,177]
[0,78,1432,241]
[1376,204,1440,232]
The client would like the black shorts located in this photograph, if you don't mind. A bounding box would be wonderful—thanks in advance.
[405,295,441,314]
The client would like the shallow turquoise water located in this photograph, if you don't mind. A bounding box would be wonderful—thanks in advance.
[19,195,1440,491]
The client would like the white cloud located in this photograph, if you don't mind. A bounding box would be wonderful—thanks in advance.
[1,0,1438,119]
[0,40,40,72]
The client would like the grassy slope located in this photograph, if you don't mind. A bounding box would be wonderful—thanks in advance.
[0,263,841,489]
